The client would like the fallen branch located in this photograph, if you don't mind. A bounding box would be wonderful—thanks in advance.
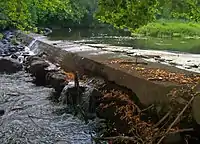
[157,95,195,144]
[169,128,194,134]
[140,104,154,113]
[154,110,172,128]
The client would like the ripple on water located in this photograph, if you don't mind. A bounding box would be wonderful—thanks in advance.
[0,72,93,144]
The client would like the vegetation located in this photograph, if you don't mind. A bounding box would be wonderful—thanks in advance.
[134,19,200,37]
[96,0,200,37]
[1,0,200,38]
[0,0,97,31]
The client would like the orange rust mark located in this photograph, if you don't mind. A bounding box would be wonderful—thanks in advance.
[62,70,75,81]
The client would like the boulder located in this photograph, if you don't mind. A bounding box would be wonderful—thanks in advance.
[82,87,102,114]
[60,82,102,119]
[0,109,5,116]
[46,71,68,93]
[29,59,49,74]
[0,57,22,73]
[59,82,85,105]
[28,59,49,85]
[192,95,200,136]
[163,132,184,144]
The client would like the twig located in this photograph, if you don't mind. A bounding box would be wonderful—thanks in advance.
[154,110,172,128]
[133,103,141,113]
[141,104,154,113]
[169,128,194,134]
[157,95,195,144]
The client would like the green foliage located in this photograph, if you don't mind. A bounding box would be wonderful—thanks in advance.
[95,0,159,30]
[0,0,97,30]
[96,0,200,33]
[134,20,200,37]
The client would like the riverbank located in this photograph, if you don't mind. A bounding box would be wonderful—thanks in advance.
[134,20,200,38]
[16,31,200,143]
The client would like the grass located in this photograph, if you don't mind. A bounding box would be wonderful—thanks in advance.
[134,19,200,38]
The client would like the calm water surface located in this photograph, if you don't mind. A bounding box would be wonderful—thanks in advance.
[48,28,200,54]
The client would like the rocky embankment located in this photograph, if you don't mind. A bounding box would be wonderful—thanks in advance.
[1,31,200,144]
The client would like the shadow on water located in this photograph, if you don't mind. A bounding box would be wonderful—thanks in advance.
[48,28,200,54]
[0,71,93,144]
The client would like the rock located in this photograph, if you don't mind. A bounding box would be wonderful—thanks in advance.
[16,45,25,51]
[59,82,85,105]
[82,87,102,114]
[0,109,5,116]
[43,28,52,36]
[163,132,184,144]
[192,95,200,136]
[60,82,102,120]
[8,46,17,53]
[46,71,68,93]
[0,57,22,73]
[29,59,49,74]
[189,64,199,69]
[1,39,8,44]
[11,54,18,59]
[193,82,200,93]
[25,56,41,66]
[28,59,50,85]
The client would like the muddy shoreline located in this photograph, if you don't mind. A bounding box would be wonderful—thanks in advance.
[1,31,200,143]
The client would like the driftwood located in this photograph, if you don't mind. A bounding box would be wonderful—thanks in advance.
[157,95,195,144]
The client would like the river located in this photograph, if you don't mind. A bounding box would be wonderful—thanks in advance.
[0,71,94,144]
[48,27,200,73]
[48,27,200,54]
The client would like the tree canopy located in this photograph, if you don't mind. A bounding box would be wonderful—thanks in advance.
[95,0,200,31]
[1,0,200,31]
[0,0,95,30]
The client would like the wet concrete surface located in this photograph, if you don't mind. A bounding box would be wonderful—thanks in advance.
[17,32,200,106]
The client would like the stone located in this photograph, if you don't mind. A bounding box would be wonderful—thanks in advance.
[82,87,102,114]
[163,132,183,144]
[192,95,200,136]
[46,71,68,93]
[0,109,5,116]
[0,57,22,73]
[29,59,49,74]
[1,39,8,44]
[28,59,49,85]
[59,82,85,105]
[60,82,102,120]
[43,28,52,36]
[189,64,199,69]
[11,54,18,59]
[193,82,200,93]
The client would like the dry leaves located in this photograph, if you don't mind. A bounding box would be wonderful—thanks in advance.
[108,59,200,85]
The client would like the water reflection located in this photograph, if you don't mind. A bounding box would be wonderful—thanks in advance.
[48,28,200,54]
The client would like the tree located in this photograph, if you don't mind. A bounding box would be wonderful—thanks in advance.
[95,0,200,31]
[95,0,159,30]
[0,0,96,30]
